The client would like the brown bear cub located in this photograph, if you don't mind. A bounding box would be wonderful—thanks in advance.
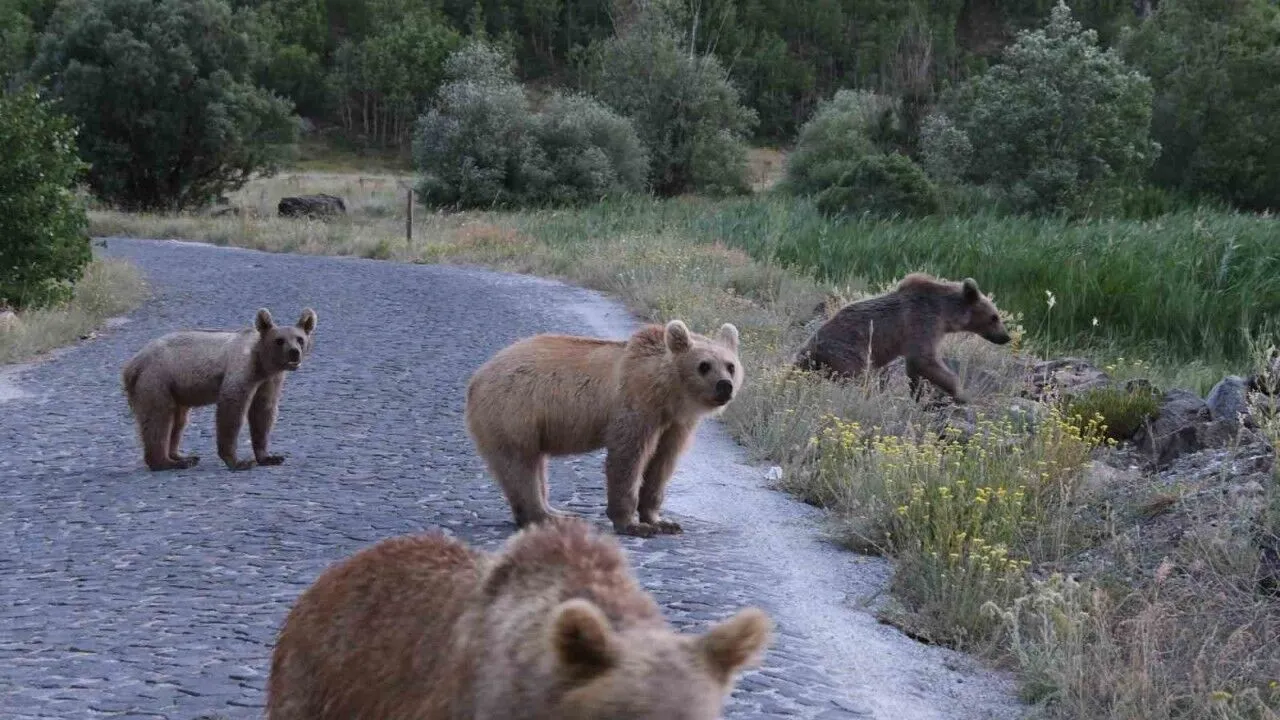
[121,307,317,471]
[465,320,743,538]
[794,273,1010,403]
[266,517,773,720]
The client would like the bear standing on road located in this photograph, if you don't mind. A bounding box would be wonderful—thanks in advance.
[265,517,773,720]
[793,273,1011,403]
[121,307,317,471]
[465,319,743,537]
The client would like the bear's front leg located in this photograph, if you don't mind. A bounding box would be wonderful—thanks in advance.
[249,375,286,465]
[216,389,256,471]
[604,416,661,537]
[637,422,694,535]
[906,354,969,404]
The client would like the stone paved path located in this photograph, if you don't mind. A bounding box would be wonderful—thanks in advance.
[0,238,1020,720]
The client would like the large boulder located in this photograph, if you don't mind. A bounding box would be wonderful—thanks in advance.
[1132,388,1261,468]
[278,193,347,219]
[1025,357,1110,401]
[1206,375,1255,428]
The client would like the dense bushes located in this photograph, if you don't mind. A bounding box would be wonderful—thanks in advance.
[783,90,902,196]
[1122,0,1280,212]
[782,89,938,218]
[414,42,647,209]
[947,2,1158,213]
[0,87,91,309]
[814,154,940,219]
[29,0,299,211]
[586,9,757,197]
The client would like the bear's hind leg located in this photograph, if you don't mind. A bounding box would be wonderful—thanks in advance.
[138,403,184,472]
[484,451,565,528]
[167,406,200,467]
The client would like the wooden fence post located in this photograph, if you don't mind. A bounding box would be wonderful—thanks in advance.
[406,187,414,245]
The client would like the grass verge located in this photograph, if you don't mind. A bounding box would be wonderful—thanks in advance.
[0,256,150,365]
[89,172,1280,719]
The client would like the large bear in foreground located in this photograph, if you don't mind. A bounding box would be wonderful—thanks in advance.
[465,320,743,537]
[121,307,317,471]
[794,273,1010,403]
[266,517,774,720]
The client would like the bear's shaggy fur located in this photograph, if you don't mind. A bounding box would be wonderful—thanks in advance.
[465,320,742,537]
[121,307,317,471]
[265,517,773,720]
[793,273,1010,403]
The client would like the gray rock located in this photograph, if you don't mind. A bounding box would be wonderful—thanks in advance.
[1132,389,1245,468]
[277,194,346,218]
[1026,357,1110,401]
[1206,375,1253,427]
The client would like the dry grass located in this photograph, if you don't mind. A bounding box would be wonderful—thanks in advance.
[0,257,150,365]
[88,170,1280,720]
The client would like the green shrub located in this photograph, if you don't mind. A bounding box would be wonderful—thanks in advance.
[814,153,940,219]
[950,1,1159,214]
[414,41,647,209]
[533,92,648,204]
[29,0,298,212]
[783,89,901,196]
[413,42,542,208]
[1122,0,1280,212]
[918,111,972,185]
[586,8,757,197]
[0,86,91,309]
[1064,385,1161,442]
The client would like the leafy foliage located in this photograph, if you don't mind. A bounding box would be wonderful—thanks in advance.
[783,89,901,196]
[533,92,649,204]
[814,153,940,219]
[0,87,91,309]
[586,8,757,197]
[1122,0,1280,212]
[325,0,463,147]
[413,41,646,209]
[30,0,299,211]
[949,2,1158,213]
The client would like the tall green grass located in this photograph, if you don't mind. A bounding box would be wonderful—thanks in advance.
[520,196,1280,373]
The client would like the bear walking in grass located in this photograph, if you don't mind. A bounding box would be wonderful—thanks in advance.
[266,517,773,720]
[465,319,743,537]
[793,273,1011,403]
[121,307,317,471]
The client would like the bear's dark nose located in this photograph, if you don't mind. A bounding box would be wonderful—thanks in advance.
[288,348,301,362]
[714,379,734,403]
[989,331,1012,345]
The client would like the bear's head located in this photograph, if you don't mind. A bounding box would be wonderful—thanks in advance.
[958,278,1011,346]
[254,307,319,372]
[664,320,744,410]
[547,598,773,720]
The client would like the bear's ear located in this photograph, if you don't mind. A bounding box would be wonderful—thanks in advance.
[296,308,318,335]
[550,599,618,680]
[694,607,773,684]
[962,278,981,305]
[255,308,275,335]
[664,320,692,354]
[715,323,739,353]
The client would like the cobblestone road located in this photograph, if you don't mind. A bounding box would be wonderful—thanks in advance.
[1,239,880,720]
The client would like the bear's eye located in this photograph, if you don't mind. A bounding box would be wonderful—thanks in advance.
[698,361,711,375]
[991,314,1000,323]
[275,338,285,346]
[726,362,736,375]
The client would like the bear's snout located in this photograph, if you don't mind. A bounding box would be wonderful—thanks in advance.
[288,348,302,362]
[714,379,734,403]
[987,330,1012,345]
